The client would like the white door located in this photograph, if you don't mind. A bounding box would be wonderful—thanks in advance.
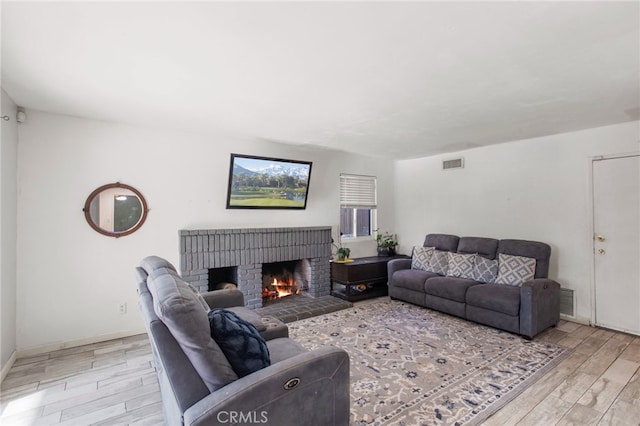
[593,154,640,335]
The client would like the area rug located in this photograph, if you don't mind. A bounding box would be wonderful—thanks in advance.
[288,298,569,425]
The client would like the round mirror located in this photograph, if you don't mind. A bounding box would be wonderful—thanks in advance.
[83,182,149,237]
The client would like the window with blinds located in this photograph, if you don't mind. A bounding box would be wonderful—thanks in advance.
[339,174,377,239]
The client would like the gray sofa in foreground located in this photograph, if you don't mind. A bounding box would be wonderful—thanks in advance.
[136,256,350,425]
[388,234,560,339]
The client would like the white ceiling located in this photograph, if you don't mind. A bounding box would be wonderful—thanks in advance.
[2,1,639,159]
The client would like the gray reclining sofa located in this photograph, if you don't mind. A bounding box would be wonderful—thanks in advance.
[388,234,560,339]
[136,256,350,425]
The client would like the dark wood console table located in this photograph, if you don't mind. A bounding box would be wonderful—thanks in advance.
[330,255,408,302]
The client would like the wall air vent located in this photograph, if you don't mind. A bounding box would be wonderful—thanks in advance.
[442,158,464,170]
[559,288,575,317]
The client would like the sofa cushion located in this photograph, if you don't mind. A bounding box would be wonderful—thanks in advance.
[208,309,271,377]
[457,237,499,259]
[392,269,437,292]
[225,306,267,332]
[266,337,308,364]
[423,234,459,252]
[146,269,238,392]
[427,250,449,275]
[140,255,178,274]
[424,276,477,302]
[446,252,476,279]
[495,253,537,286]
[473,256,499,283]
[411,246,434,271]
[148,267,211,312]
[466,283,521,316]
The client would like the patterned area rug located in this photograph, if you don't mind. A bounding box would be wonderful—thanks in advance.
[288,298,569,425]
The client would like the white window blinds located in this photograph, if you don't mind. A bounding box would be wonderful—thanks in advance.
[340,174,377,209]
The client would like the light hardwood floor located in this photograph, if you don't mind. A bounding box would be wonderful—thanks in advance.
[1,319,639,425]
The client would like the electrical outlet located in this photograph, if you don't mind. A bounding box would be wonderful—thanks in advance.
[118,303,127,315]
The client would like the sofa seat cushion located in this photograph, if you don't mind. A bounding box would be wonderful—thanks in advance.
[226,306,267,332]
[392,269,438,292]
[424,277,477,302]
[466,283,521,316]
[266,337,308,364]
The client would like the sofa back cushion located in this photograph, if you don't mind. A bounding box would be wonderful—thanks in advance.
[423,234,459,252]
[457,237,499,259]
[140,255,178,274]
[498,239,551,278]
[146,267,238,392]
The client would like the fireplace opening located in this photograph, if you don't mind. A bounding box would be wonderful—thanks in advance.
[262,259,310,303]
[208,266,238,291]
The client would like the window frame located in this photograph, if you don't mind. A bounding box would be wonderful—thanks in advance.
[339,174,377,242]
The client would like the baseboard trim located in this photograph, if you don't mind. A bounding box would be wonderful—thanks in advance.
[1,350,17,384]
[561,314,591,326]
[16,328,147,359]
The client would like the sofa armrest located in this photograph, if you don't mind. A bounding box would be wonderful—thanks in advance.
[388,258,412,284]
[183,346,350,426]
[519,278,561,339]
[202,289,245,309]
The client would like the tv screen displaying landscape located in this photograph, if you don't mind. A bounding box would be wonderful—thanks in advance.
[226,154,312,209]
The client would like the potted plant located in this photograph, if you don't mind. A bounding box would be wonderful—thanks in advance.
[332,237,351,261]
[336,247,351,261]
[376,231,398,257]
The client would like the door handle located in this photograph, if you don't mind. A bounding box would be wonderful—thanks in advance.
[598,249,606,255]
[596,235,606,242]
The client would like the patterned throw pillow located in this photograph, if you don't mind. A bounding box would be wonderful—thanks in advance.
[411,246,435,271]
[208,309,271,377]
[494,253,537,286]
[446,252,476,279]
[473,256,499,283]
[426,250,449,275]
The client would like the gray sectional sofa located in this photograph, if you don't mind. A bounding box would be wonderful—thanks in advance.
[136,256,350,425]
[388,233,560,339]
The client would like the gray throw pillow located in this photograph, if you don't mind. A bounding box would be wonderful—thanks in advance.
[446,252,476,279]
[411,246,435,271]
[473,256,499,283]
[209,309,271,377]
[494,253,537,286]
[426,250,449,275]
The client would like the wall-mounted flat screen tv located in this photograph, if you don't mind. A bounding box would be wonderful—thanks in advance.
[226,154,312,210]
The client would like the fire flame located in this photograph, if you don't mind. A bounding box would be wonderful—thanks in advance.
[262,277,299,300]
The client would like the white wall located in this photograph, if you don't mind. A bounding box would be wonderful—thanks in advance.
[17,109,636,352]
[1,89,19,377]
[16,110,394,352]
[394,121,640,323]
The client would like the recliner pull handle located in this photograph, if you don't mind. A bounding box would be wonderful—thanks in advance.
[284,377,300,390]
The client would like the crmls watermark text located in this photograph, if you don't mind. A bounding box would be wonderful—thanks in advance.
[217,411,269,424]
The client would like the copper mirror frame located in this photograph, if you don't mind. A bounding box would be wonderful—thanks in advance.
[83,182,149,237]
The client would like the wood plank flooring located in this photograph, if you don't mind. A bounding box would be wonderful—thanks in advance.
[1,317,639,425]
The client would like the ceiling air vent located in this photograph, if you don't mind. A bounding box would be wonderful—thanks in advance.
[442,158,464,170]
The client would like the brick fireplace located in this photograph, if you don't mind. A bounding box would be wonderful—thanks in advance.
[179,226,332,309]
